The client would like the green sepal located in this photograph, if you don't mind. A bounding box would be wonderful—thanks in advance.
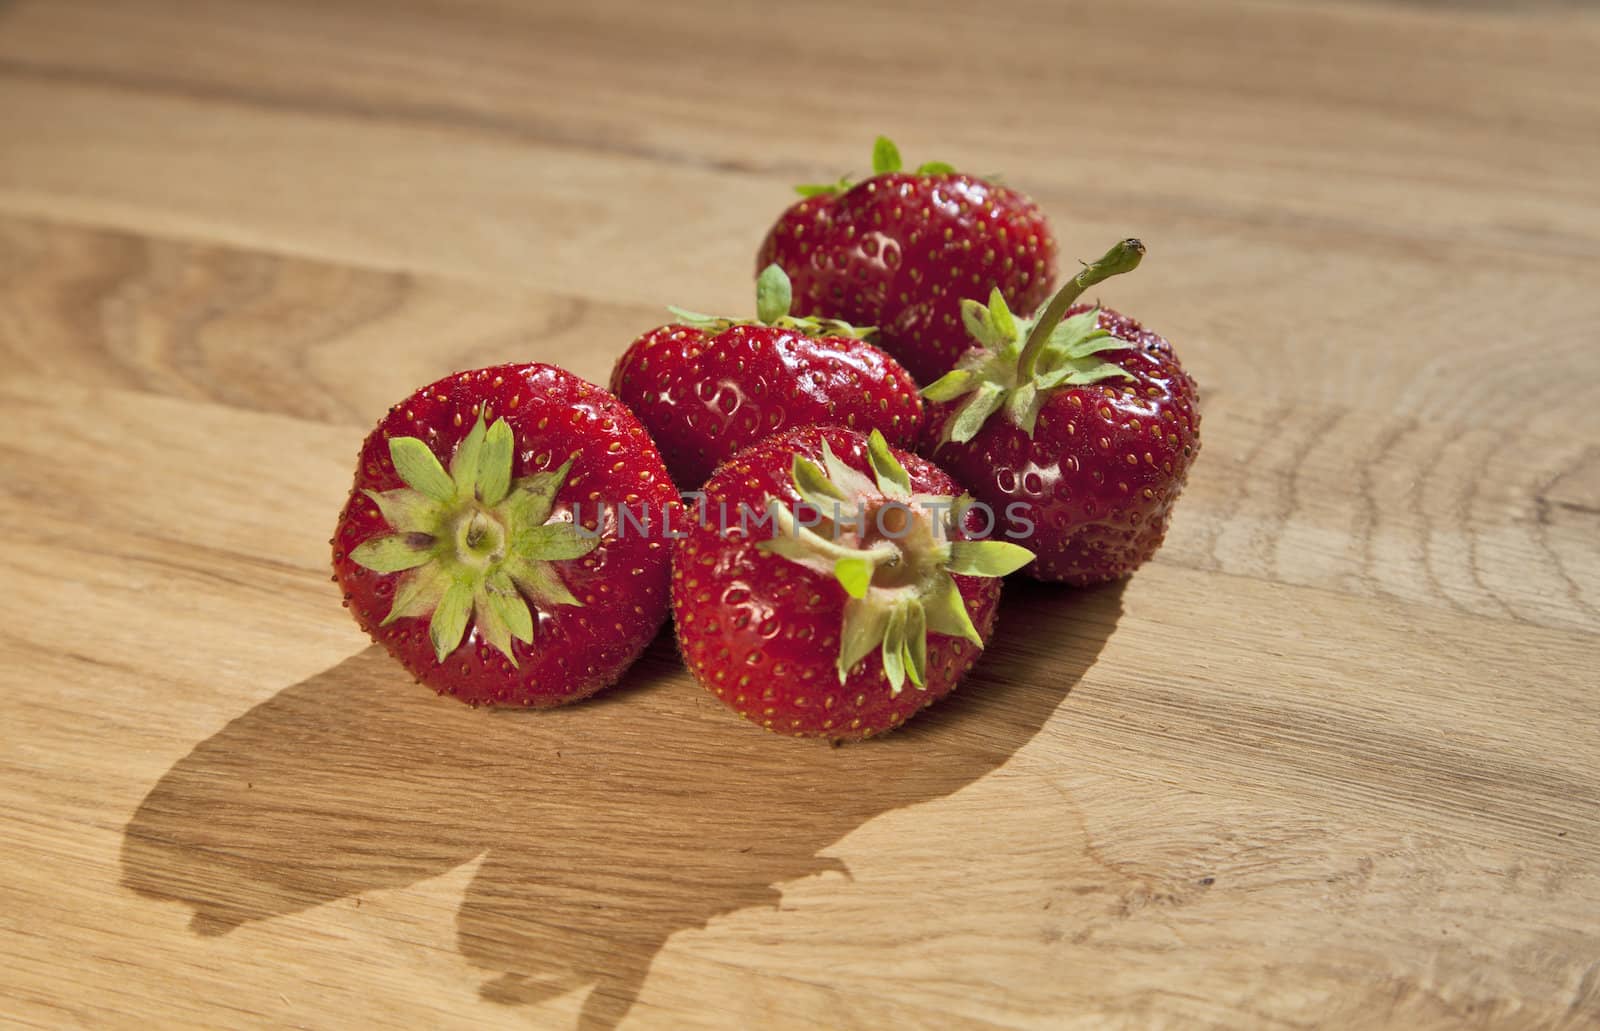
[794,454,850,508]
[1035,361,1129,391]
[921,369,977,404]
[389,436,455,502]
[478,419,515,507]
[819,438,879,499]
[429,577,474,662]
[364,488,444,535]
[834,555,875,599]
[916,161,956,175]
[505,458,575,531]
[922,573,982,646]
[865,429,912,499]
[383,562,451,625]
[837,597,889,682]
[881,605,907,691]
[950,492,980,527]
[1048,307,1104,350]
[665,305,721,328]
[872,136,902,175]
[505,553,581,609]
[945,381,1007,444]
[486,570,535,643]
[349,534,434,573]
[985,288,1019,348]
[795,181,845,198]
[514,522,598,562]
[841,594,931,696]
[948,540,1035,577]
[902,603,927,689]
[474,570,534,668]
[1044,335,1127,364]
[960,299,1001,351]
[951,289,1022,359]
[756,263,793,324]
[449,413,488,500]
[1006,382,1041,435]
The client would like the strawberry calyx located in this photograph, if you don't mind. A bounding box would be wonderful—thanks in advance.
[793,135,957,198]
[922,238,1147,444]
[755,429,1033,694]
[349,411,597,665]
[667,264,875,340]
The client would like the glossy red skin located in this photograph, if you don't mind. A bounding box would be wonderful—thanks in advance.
[921,307,1201,585]
[332,363,681,707]
[672,425,1001,741]
[758,173,1057,384]
[610,322,922,489]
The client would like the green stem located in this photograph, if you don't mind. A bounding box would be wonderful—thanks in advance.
[1016,238,1145,382]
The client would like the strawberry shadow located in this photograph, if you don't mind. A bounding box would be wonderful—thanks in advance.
[121,578,1124,1029]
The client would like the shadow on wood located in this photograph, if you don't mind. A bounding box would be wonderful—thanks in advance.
[121,579,1123,1029]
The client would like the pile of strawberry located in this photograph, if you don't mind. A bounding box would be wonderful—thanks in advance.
[332,138,1200,741]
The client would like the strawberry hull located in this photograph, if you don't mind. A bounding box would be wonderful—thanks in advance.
[672,426,1006,741]
[333,363,681,707]
[923,306,1201,584]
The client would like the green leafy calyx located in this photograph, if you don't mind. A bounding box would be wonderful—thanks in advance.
[668,264,874,340]
[755,430,1033,695]
[791,136,958,198]
[350,411,597,665]
[922,238,1147,445]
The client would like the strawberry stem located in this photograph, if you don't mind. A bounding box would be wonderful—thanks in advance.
[1016,239,1145,382]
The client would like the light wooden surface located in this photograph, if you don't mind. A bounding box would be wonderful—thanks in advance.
[3,0,1599,1027]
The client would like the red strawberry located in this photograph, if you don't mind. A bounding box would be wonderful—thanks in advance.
[610,265,923,489]
[672,425,1033,740]
[331,363,680,706]
[919,239,1201,585]
[757,135,1058,385]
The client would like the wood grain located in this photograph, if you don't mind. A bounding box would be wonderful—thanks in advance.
[1,0,1598,1028]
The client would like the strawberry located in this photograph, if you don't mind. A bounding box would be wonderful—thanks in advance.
[757,135,1058,385]
[610,264,922,489]
[331,363,680,706]
[919,239,1201,585]
[672,425,1033,740]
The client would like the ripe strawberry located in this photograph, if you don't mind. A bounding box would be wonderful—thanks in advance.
[672,425,1033,740]
[919,239,1201,585]
[610,264,922,489]
[331,363,680,706]
[757,135,1058,385]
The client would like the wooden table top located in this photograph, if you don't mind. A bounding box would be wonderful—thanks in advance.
[3,1,1598,1027]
